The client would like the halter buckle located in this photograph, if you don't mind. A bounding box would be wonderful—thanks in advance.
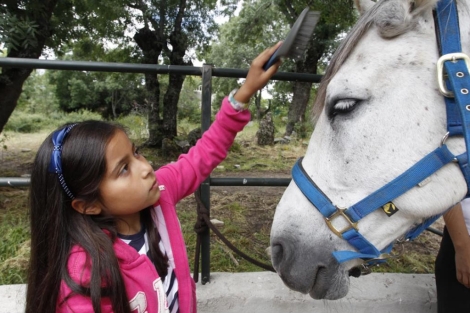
[437,52,470,97]
[325,206,359,238]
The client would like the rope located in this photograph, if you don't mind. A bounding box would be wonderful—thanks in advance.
[192,188,275,282]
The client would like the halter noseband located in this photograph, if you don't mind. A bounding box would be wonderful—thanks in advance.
[292,0,470,267]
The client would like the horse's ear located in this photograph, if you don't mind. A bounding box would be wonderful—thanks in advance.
[354,0,375,15]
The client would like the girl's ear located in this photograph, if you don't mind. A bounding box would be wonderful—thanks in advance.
[71,199,103,215]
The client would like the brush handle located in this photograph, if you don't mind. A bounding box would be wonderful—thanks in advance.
[263,47,280,71]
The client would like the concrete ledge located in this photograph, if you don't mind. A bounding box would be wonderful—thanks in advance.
[197,272,437,313]
[0,272,437,313]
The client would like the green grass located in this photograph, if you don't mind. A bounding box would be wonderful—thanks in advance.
[0,188,30,285]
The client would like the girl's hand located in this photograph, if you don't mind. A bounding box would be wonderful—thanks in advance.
[455,243,470,288]
[443,203,470,288]
[234,42,283,104]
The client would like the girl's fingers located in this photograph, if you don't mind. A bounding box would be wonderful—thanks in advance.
[264,59,281,76]
[254,42,283,66]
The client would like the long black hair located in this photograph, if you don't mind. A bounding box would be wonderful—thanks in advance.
[26,120,167,313]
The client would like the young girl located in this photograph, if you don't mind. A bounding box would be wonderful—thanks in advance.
[25,43,281,313]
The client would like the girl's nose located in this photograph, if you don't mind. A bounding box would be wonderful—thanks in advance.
[140,158,153,177]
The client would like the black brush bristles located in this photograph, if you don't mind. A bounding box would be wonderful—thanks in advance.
[263,8,320,70]
[289,10,321,60]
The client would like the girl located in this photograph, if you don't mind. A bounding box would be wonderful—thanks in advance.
[25,43,281,313]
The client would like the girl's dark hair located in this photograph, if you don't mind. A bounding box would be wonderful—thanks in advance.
[25,120,167,313]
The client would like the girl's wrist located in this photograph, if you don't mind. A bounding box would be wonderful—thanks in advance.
[229,89,250,111]
[233,86,253,104]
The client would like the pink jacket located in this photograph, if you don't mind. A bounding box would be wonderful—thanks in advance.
[57,97,250,313]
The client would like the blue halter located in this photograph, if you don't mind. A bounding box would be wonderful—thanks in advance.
[292,0,470,265]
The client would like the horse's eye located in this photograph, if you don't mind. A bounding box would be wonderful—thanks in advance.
[329,99,358,118]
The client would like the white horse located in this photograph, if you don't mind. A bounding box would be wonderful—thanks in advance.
[270,0,470,300]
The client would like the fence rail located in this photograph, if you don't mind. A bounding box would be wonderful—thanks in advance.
[0,57,321,284]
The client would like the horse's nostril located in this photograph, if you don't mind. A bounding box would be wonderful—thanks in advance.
[348,267,362,278]
[271,243,284,268]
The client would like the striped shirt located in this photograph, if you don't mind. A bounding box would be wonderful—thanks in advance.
[119,226,179,313]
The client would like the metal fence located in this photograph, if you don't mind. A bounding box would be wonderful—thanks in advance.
[0,57,322,284]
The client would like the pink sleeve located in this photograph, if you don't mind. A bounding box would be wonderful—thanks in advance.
[156,97,250,204]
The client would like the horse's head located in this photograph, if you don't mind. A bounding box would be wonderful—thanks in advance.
[270,0,470,300]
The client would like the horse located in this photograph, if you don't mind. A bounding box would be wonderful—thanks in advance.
[270,0,470,300]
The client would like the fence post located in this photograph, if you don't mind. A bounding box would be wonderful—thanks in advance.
[200,64,213,284]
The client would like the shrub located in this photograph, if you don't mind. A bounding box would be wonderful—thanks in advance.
[4,111,46,133]
[116,114,148,142]
[4,109,102,134]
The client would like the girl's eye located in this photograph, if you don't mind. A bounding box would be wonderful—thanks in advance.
[120,164,129,176]
[134,147,141,157]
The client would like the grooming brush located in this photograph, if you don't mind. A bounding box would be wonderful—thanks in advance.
[263,8,320,70]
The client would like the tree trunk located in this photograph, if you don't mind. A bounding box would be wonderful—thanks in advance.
[0,0,59,134]
[161,11,190,140]
[145,73,164,146]
[162,72,185,139]
[284,28,329,137]
[285,81,312,136]
[255,91,261,121]
[134,27,164,147]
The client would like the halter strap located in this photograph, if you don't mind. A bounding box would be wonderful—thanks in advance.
[435,0,470,196]
[292,145,455,263]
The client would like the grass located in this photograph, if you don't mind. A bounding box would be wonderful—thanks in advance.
[0,188,30,284]
[0,114,443,285]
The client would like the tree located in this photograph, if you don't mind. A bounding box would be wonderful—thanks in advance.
[205,0,357,135]
[282,0,356,137]
[0,0,58,134]
[0,0,130,134]
[205,12,285,121]
[17,70,59,115]
[48,46,146,119]
[128,0,232,147]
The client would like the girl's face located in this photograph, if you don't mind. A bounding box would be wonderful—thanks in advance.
[98,130,160,233]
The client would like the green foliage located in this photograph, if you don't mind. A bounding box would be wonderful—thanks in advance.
[48,49,146,119]
[4,109,102,133]
[17,70,59,114]
[202,0,357,126]
[54,109,103,124]
[49,0,131,57]
[0,12,38,51]
[116,114,149,143]
[178,77,203,123]
[4,112,48,133]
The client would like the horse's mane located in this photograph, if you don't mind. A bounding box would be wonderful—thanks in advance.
[312,0,440,121]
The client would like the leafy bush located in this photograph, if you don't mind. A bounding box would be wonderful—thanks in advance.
[178,99,201,124]
[116,114,148,142]
[4,111,47,133]
[58,109,102,124]
[4,109,102,133]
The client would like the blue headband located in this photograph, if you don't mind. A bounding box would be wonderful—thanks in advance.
[48,124,77,199]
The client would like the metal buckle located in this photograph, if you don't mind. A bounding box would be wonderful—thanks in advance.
[437,52,470,97]
[325,206,359,238]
